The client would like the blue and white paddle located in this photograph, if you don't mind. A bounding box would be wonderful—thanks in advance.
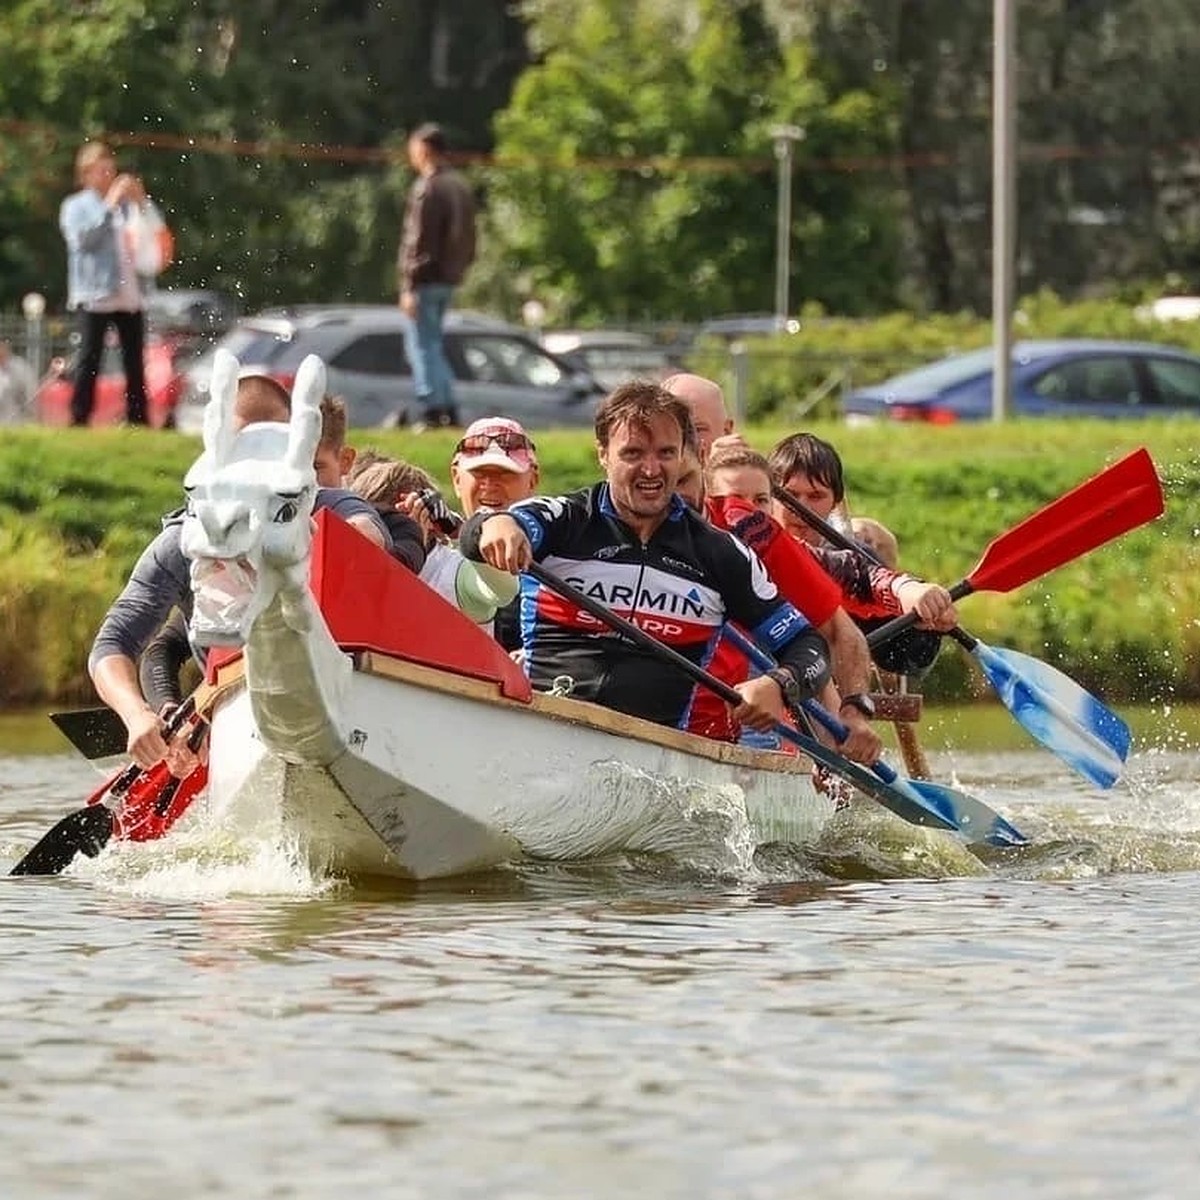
[722,624,1028,849]
[772,447,1163,789]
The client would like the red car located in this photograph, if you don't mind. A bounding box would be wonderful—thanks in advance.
[35,331,203,428]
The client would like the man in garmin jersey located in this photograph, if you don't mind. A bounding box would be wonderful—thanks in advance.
[459,381,874,754]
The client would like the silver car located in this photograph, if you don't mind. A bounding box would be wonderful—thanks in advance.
[176,305,604,433]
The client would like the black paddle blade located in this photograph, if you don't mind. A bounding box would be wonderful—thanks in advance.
[49,707,129,760]
[9,806,115,877]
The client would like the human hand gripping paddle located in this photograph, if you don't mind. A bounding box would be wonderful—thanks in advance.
[10,684,223,877]
[720,623,1027,847]
[522,561,1023,849]
[772,446,1164,788]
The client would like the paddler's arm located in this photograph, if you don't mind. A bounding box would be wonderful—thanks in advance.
[90,653,169,770]
[88,524,190,770]
[810,609,882,764]
[459,510,533,574]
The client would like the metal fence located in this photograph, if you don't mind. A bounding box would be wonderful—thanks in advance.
[0,305,917,426]
[0,310,75,382]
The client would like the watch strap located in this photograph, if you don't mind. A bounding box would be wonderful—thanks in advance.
[838,691,877,719]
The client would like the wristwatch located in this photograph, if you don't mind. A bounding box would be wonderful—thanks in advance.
[838,692,877,720]
[766,667,801,707]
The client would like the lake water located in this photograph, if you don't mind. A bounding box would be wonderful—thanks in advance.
[2,706,1199,1199]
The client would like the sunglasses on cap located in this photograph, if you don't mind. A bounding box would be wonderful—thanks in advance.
[455,431,536,455]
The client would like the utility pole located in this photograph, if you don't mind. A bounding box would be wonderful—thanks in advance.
[770,125,805,323]
[992,0,1016,421]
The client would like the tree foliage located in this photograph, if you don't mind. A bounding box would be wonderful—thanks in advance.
[466,0,899,322]
[0,0,527,310]
[763,0,1200,311]
[3,0,1200,319]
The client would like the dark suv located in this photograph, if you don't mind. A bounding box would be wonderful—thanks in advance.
[176,306,604,433]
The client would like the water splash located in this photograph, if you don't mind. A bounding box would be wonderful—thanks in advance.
[69,822,337,900]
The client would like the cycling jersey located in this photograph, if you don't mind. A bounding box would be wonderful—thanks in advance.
[461,483,830,732]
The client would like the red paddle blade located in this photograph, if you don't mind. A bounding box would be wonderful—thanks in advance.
[112,762,208,842]
[966,447,1164,595]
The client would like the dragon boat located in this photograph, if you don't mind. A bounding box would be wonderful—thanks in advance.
[178,352,836,881]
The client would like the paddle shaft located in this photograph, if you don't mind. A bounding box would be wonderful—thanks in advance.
[522,561,963,835]
[768,483,980,653]
[723,624,921,792]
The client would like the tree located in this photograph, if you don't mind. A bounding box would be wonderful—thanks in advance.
[763,0,1200,311]
[466,0,901,323]
[0,0,528,311]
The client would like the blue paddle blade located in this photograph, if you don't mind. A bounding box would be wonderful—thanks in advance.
[892,776,1029,849]
[793,693,1030,849]
[972,641,1130,789]
[865,754,1029,849]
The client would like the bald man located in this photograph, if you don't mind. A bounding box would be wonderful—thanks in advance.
[663,372,743,460]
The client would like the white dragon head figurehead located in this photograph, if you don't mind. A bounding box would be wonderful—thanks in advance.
[180,348,325,646]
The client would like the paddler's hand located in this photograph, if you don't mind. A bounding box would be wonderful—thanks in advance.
[895,580,958,632]
[833,706,882,766]
[125,706,170,770]
[477,514,532,574]
[729,674,787,733]
[162,713,206,779]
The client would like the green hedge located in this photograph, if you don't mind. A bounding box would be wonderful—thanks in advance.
[1,417,1196,708]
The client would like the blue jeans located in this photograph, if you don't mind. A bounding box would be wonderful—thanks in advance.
[404,283,456,422]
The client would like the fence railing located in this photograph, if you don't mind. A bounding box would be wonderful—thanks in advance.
[1,305,931,426]
[0,311,75,381]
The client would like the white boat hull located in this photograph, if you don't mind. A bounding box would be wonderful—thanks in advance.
[203,653,834,881]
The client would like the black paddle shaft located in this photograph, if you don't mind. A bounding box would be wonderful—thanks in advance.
[768,486,977,652]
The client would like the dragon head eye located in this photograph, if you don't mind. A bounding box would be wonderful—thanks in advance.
[271,490,307,524]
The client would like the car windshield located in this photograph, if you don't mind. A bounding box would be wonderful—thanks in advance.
[457,334,566,388]
[878,347,996,392]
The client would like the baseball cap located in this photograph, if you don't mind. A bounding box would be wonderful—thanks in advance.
[453,417,537,474]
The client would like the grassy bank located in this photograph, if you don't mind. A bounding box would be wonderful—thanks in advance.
[1,421,1196,708]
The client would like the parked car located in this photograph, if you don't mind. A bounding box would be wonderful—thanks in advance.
[144,287,240,335]
[35,331,209,428]
[175,306,605,434]
[540,329,680,391]
[841,339,1200,423]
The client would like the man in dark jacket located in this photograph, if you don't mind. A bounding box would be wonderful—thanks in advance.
[398,122,477,429]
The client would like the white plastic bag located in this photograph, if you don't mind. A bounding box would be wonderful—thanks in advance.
[129,202,175,277]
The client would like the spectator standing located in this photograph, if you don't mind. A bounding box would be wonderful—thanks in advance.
[59,140,164,426]
[397,122,477,430]
[0,339,36,424]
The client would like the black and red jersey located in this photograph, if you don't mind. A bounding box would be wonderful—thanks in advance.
[462,483,827,731]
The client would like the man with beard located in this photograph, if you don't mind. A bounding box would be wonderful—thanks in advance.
[458,382,877,757]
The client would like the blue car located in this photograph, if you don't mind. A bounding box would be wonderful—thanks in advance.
[842,339,1200,423]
